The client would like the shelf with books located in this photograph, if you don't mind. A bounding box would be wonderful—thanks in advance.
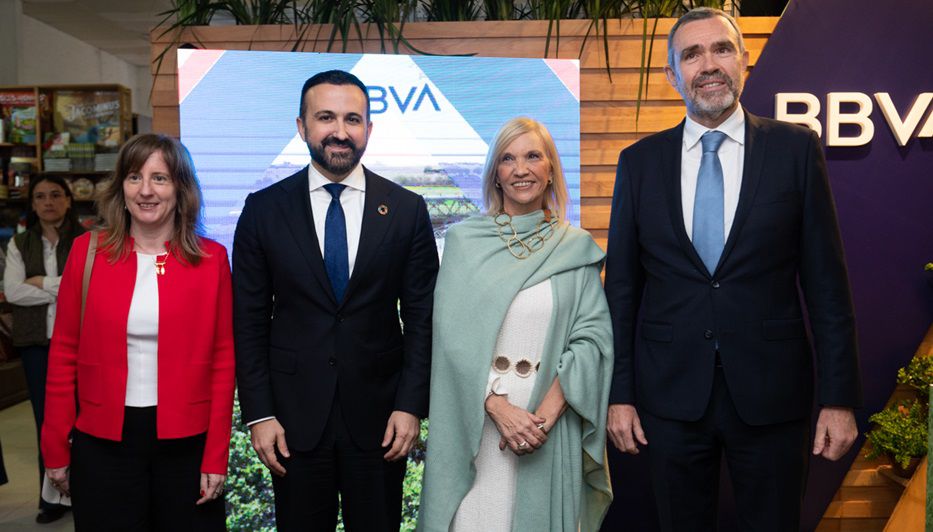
[0,84,131,247]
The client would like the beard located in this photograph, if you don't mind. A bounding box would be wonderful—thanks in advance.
[307,134,366,178]
[679,69,742,122]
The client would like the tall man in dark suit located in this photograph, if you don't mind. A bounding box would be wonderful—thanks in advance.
[604,8,861,530]
[233,70,439,531]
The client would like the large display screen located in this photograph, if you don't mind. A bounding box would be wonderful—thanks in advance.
[177,49,580,254]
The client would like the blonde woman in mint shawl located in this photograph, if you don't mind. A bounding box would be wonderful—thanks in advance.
[419,117,614,531]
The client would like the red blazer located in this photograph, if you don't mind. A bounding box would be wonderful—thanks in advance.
[41,232,235,474]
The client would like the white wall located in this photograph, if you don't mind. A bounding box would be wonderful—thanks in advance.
[17,14,152,117]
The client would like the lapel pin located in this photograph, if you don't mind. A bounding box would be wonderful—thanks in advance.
[377,204,389,216]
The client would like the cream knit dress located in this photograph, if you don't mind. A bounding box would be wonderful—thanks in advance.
[451,279,553,531]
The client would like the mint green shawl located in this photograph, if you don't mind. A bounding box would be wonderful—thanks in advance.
[418,211,614,531]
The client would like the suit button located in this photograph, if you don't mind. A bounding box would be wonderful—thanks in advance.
[704,330,714,339]
[711,281,720,288]
[328,358,336,366]
[336,314,344,323]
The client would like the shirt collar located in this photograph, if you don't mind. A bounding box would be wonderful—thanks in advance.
[308,162,366,193]
[683,104,745,151]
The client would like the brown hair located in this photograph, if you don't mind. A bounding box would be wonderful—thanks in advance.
[481,117,568,220]
[96,133,206,264]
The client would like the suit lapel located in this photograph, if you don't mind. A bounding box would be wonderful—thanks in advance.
[662,121,712,277]
[281,167,338,305]
[716,111,767,273]
[341,168,395,307]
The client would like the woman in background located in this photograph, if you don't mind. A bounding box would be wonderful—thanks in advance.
[41,134,235,530]
[419,117,613,531]
[4,174,84,523]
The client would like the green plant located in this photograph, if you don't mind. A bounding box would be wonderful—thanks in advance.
[225,394,276,531]
[897,355,933,392]
[422,0,483,21]
[865,399,928,470]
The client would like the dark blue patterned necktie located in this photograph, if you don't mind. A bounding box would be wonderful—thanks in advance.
[323,183,348,301]
[692,130,728,274]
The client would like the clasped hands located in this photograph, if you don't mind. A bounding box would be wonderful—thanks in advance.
[484,393,551,456]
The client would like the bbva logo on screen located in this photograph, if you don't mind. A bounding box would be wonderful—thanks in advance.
[775,92,933,147]
[367,84,440,114]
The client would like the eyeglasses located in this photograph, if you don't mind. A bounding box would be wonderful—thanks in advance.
[492,355,540,378]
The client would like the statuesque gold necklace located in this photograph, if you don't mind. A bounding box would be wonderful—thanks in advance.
[495,210,558,259]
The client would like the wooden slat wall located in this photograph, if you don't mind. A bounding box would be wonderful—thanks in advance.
[149,17,778,248]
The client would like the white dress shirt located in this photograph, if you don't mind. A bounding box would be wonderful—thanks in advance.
[3,237,62,338]
[247,163,367,427]
[308,163,366,277]
[680,105,746,241]
[125,253,160,407]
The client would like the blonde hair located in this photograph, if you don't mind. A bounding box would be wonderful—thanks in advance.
[96,133,206,264]
[481,117,568,220]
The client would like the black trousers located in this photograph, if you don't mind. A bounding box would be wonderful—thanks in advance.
[20,344,62,511]
[642,367,810,532]
[271,399,406,531]
[70,406,225,531]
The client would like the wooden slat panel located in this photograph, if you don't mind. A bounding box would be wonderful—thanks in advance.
[582,102,685,134]
[883,457,926,531]
[580,197,611,229]
[581,136,642,165]
[838,520,887,532]
[150,18,779,45]
[581,168,618,197]
[152,35,766,73]
[836,486,903,503]
[823,500,899,519]
[152,107,180,137]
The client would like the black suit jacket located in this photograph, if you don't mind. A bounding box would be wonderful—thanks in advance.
[233,166,439,450]
[605,111,861,426]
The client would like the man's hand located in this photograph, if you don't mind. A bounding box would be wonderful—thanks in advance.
[813,406,858,461]
[25,276,44,289]
[250,418,289,476]
[196,473,226,505]
[382,411,420,461]
[607,404,648,454]
[46,467,70,497]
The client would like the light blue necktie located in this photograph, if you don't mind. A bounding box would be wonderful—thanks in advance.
[692,131,728,274]
[323,183,348,302]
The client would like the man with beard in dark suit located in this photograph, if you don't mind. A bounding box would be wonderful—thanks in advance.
[234,70,439,531]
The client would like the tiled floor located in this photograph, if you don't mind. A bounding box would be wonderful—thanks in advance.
[0,400,73,531]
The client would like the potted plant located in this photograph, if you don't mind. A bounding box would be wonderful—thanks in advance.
[896,354,933,395]
[864,399,928,478]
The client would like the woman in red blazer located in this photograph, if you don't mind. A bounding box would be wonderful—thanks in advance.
[41,133,235,530]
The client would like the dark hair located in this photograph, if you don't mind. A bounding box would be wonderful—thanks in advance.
[96,133,206,264]
[298,70,370,121]
[26,173,80,231]
[667,7,745,70]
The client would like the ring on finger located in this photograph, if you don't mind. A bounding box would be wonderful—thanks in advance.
[536,423,546,431]
[518,440,528,448]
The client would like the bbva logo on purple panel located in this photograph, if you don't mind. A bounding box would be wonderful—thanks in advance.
[775,92,933,147]
[367,84,441,114]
